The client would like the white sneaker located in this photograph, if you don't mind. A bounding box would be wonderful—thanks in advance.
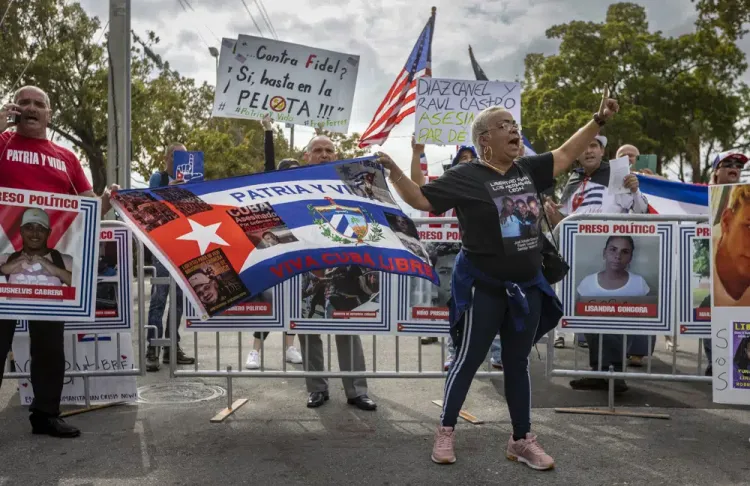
[286,346,303,364]
[245,350,260,369]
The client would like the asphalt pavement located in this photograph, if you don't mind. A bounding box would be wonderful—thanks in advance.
[1,288,749,485]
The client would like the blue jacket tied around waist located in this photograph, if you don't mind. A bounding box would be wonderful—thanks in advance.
[448,250,562,344]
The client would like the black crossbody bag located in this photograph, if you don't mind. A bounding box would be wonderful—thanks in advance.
[517,164,570,285]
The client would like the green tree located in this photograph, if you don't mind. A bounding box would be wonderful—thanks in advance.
[0,0,289,191]
[521,2,747,184]
[693,239,710,278]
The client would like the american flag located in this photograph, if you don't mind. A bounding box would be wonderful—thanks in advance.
[419,152,428,177]
[358,9,436,148]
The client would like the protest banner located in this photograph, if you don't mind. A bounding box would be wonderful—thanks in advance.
[12,332,138,406]
[212,36,359,133]
[173,151,204,183]
[414,78,521,145]
[709,184,750,405]
[559,220,675,334]
[677,224,712,337]
[111,156,436,320]
[0,188,100,321]
[15,226,134,333]
[184,285,284,331]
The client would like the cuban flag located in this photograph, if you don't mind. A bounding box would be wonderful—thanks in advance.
[111,156,438,319]
[635,175,708,215]
[522,134,536,156]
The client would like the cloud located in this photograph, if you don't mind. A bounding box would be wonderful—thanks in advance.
[75,0,747,183]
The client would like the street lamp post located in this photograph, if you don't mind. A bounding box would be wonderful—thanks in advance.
[208,46,219,82]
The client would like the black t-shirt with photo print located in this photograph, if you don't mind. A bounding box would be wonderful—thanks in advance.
[420,153,555,283]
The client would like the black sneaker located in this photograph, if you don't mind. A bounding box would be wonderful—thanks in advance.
[163,346,195,365]
[30,416,80,438]
[146,346,160,372]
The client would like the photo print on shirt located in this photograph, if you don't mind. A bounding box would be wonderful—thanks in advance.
[485,175,542,254]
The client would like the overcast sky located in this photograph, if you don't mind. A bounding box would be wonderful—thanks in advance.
[74,0,744,189]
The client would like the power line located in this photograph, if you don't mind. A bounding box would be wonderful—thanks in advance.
[253,0,277,39]
[0,0,15,33]
[180,0,221,43]
[175,0,212,49]
[239,0,265,37]
[94,20,110,45]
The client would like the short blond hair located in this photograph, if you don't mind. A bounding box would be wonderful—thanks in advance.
[471,106,508,157]
[165,142,186,159]
[728,184,750,211]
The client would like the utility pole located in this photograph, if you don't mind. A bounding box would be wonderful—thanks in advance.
[107,0,132,194]
[289,124,294,154]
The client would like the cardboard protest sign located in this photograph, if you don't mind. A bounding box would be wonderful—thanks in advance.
[0,188,100,321]
[12,332,137,406]
[173,151,204,183]
[709,184,750,405]
[559,220,675,335]
[415,78,520,145]
[16,225,134,333]
[677,224,712,337]
[212,36,359,133]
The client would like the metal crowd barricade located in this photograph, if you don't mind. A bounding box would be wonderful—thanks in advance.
[2,220,147,411]
[545,213,711,418]
[161,216,505,422]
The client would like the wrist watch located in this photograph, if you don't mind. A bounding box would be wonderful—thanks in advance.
[593,113,606,126]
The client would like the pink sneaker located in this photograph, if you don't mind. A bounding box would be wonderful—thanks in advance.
[431,426,456,464]
[506,433,555,470]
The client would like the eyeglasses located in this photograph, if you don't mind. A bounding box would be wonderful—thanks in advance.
[482,120,519,135]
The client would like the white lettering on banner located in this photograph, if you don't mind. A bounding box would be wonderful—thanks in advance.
[415,78,521,145]
[202,179,400,209]
[212,35,359,133]
[6,149,68,173]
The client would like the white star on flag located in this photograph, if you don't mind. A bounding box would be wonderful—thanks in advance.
[177,219,229,255]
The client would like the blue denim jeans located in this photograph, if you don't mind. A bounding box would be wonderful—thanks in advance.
[147,258,183,345]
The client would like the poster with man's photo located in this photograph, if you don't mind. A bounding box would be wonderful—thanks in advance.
[559,220,675,334]
[710,184,750,405]
[335,159,397,206]
[184,285,285,332]
[677,224,712,337]
[16,225,134,333]
[384,212,429,262]
[228,202,298,249]
[287,265,393,334]
[0,188,100,321]
[486,177,543,254]
[181,248,250,316]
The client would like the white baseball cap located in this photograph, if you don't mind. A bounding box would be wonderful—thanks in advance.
[21,208,50,229]
[594,135,608,148]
